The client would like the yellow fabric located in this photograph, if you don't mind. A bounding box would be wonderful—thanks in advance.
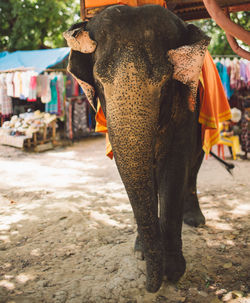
[95,51,232,159]
[85,0,166,8]
[95,100,107,132]
[199,52,232,154]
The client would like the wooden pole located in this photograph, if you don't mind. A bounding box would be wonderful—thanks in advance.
[52,121,56,145]
[80,0,85,21]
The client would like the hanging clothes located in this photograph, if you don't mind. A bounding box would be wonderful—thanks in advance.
[20,71,31,99]
[66,73,75,97]
[240,60,248,87]
[214,57,250,98]
[13,72,22,98]
[6,73,14,97]
[40,74,51,104]
[45,76,58,114]
[0,74,13,117]
[215,61,233,99]
[0,69,85,133]
[57,73,65,116]
[65,100,73,140]
[73,98,89,137]
[246,61,250,87]
[27,74,37,102]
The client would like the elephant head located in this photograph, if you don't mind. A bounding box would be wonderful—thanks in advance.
[64,5,210,293]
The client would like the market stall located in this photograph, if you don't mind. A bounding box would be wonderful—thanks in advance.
[0,48,96,151]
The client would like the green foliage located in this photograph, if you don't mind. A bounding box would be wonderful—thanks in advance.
[192,11,250,56]
[0,0,80,51]
[1,2,249,54]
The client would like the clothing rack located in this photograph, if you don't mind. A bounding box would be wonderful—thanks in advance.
[0,67,35,73]
[44,68,67,73]
[0,67,67,74]
[212,55,241,59]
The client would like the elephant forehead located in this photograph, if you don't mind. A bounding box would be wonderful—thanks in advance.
[97,65,167,112]
[94,47,171,86]
[95,61,167,94]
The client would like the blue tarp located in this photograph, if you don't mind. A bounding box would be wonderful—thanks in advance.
[0,51,9,59]
[0,47,70,73]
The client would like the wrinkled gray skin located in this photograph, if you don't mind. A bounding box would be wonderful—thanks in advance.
[66,5,209,293]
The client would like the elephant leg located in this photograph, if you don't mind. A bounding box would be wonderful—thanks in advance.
[183,146,206,227]
[106,98,163,293]
[158,151,188,282]
[134,233,145,260]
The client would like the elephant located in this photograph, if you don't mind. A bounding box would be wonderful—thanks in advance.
[63,4,210,293]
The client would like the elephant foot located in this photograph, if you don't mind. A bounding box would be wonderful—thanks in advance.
[134,234,163,292]
[134,234,144,260]
[183,209,205,227]
[145,250,163,293]
[164,252,186,282]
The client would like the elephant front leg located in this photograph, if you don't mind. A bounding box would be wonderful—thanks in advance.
[158,154,188,282]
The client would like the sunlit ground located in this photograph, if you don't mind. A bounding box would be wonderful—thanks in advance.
[0,138,249,302]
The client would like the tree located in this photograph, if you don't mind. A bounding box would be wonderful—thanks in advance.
[0,0,80,51]
[192,11,250,56]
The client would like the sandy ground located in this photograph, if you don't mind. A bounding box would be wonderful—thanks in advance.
[0,135,249,303]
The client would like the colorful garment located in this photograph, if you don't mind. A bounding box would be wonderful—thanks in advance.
[73,99,89,137]
[0,74,13,116]
[13,72,21,98]
[216,61,233,99]
[240,61,247,88]
[45,76,58,114]
[27,74,37,102]
[20,71,31,99]
[246,61,250,87]
[66,74,75,97]
[6,73,14,97]
[57,73,65,116]
[40,74,51,104]
[230,58,241,90]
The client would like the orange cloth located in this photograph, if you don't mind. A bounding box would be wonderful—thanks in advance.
[95,51,232,159]
[199,52,232,154]
[85,0,166,8]
[95,101,113,159]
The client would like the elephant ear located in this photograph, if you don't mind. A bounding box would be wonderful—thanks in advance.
[63,22,97,111]
[167,24,211,111]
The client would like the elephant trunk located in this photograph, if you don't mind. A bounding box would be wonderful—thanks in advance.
[105,73,160,225]
[102,66,164,292]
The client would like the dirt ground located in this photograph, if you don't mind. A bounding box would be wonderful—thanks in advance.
[0,135,249,303]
